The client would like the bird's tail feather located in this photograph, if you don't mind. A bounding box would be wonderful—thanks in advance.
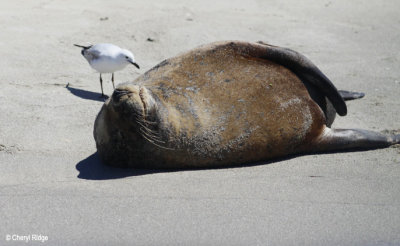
[73,44,92,49]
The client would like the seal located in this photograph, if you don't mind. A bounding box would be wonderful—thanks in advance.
[93,41,400,168]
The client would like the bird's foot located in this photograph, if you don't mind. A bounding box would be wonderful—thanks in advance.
[99,94,109,100]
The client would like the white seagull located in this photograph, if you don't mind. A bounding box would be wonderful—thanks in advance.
[74,43,140,97]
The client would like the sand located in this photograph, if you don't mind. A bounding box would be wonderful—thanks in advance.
[1,0,399,245]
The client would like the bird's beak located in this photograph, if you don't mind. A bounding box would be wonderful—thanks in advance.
[130,61,140,69]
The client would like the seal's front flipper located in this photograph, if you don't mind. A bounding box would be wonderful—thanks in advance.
[312,128,400,153]
[250,41,347,116]
[338,90,365,101]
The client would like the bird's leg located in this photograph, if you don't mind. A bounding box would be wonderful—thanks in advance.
[99,73,105,97]
[112,73,115,89]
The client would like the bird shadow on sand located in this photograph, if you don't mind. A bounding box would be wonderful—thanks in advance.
[76,152,300,180]
[66,84,109,102]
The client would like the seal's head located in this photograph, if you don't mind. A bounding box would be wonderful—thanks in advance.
[94,84,162,167]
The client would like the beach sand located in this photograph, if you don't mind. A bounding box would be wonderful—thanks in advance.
[1,0,399,245]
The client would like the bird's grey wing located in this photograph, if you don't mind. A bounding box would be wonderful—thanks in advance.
[83,48,101,63]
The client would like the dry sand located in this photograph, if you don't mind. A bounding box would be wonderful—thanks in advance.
[1,0,399,245]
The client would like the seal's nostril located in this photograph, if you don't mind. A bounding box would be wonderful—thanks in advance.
[112,89,131,102]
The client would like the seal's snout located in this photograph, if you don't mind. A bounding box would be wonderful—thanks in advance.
[112,89,132,103]
[111,85,148,119]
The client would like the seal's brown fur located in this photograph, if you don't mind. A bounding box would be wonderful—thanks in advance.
[94,41,400,168]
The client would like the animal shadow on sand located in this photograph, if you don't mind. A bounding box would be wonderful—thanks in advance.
[76,152,298,180]
[76,153,167,180]
[66,84,108,102]
[75,146,390,180]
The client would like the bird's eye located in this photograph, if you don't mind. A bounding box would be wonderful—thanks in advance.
[125,56,129,59]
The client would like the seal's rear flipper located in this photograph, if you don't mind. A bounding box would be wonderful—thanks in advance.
[338,90,365,101]
[312,128,400,152]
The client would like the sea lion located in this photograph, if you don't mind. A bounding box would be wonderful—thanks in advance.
[93,41,399,168]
